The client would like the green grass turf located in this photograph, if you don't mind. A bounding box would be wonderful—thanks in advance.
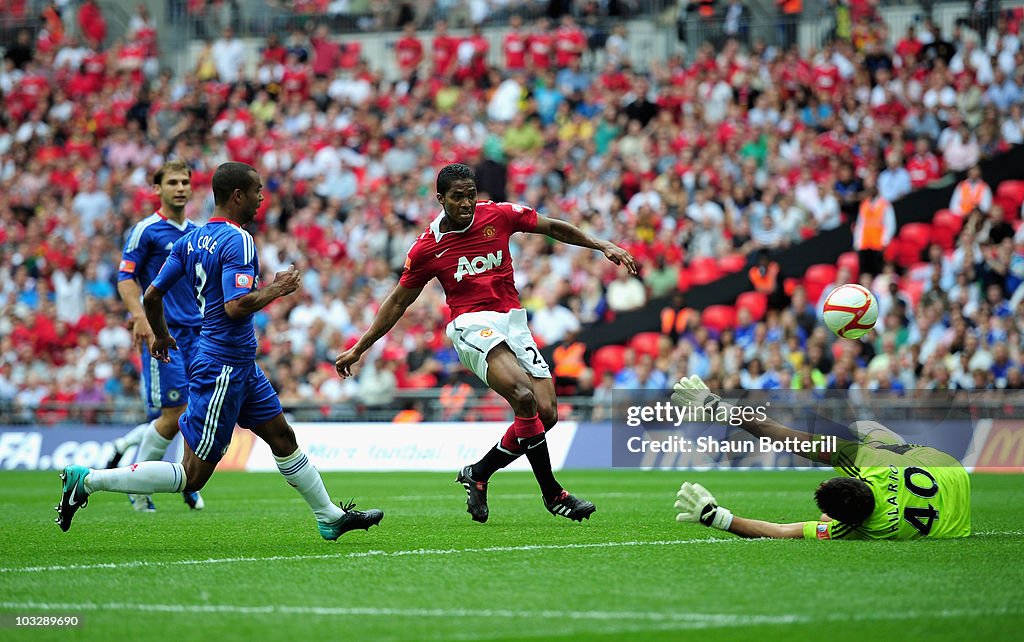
[1,470,1022,642]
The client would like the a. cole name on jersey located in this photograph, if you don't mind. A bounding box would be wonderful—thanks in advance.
[454,251,502,282]
[187,235,218,255]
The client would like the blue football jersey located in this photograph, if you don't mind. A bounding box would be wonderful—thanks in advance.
[119,213,202,328]
[152,218,261,366]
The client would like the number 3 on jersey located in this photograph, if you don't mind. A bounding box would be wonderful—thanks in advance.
[194,263,208,316]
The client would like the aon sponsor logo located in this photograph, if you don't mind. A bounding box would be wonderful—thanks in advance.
[454,251,503,282]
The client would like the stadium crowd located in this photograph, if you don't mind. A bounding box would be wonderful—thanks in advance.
[0,1,1022,424]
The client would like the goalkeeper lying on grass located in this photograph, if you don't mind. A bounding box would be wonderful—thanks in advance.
[670,376,971,540]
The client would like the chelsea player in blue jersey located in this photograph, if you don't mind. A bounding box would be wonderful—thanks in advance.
[110,160,204,512]
[56,162,384,540]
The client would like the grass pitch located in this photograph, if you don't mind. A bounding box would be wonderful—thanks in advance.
[1,469,1022,641]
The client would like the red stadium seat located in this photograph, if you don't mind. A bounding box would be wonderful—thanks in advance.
[689,261,723,286]
[896,242,925,268]
[591,344,627,381]
[994,195,1021,221]
[690,257,718,272]
[932,209,962,234]
[805,263,837,285]
[701,304,737,333]
[883,238,902,263]
[803,263,838,302]
[901,278,926,309]
[996,180,1024,211]
[736,291,767,321]
[898,222,932,249]
[628,332,662,358]
[717,253,747,274]
[803,280,828,303]
[930,222,958,251]
[676,270,692,293]
[837,251,859,278]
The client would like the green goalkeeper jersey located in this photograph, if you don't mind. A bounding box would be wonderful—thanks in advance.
[802,440,971,541]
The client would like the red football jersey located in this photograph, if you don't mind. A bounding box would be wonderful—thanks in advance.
[399,201,538,319]
[395,36,423,72]
[503,31,527,70]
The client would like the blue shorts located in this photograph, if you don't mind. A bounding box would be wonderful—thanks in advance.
[179,353,283,463]
[141,325,200,413]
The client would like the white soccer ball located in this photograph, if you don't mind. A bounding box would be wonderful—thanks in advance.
[822,283,879,340]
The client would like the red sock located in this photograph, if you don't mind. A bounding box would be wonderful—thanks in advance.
[513,414,544,439]
[499,426,521,453]
[499,415,544,453]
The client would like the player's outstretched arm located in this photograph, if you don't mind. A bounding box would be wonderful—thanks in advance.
[532,215,637,275]
[143,284,176,363]
[118,278,155,352]
[335,283,424,379]
[674,482,805,539]
[224,265,301,320]
[671,375,833,463]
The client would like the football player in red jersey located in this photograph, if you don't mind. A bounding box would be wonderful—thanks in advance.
[336,163,636,522]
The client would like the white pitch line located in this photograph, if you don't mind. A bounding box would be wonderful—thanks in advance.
[0,600,801,625]
[0,538,737,574]
[5,531,1018,575]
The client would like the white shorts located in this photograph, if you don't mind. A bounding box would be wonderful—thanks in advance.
[446,308,552,384]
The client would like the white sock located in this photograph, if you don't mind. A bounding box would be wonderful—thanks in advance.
[275,449,344,523]
[84,462,186,495]
[136,423,173,463]
[114,420,154,453]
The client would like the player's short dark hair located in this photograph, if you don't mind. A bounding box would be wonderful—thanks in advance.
[436,163,476,196]
[212,162,257,205]
[815,477,875,527]
[153,160,191,186]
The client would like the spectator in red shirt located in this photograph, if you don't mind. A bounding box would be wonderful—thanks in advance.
[280,52,311,100]
[394,22,424,79]
[431,20,457,78]
[894,24,923,65]
[528,18,554,72]
[812,51,841,96]
[554,14,586,69]
[454,24,489,86]
[78,0,107,49]
[905,136,943,189]
[262,33,287,66]
[503,14,528,71]
[310,25,341,79]
[127,3,158,58]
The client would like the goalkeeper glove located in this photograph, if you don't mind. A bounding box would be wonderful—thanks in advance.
[674,482,734,531]
[671,375,729,412]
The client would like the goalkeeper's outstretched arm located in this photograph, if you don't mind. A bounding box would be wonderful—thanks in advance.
[671,375,834,464]
[675,482,809,539]
[728,516,806,539]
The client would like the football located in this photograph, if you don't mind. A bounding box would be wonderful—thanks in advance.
[822,283,879,339]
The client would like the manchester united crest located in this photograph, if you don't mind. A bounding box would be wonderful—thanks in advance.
[480,329,493,338]
[483,225,496,237]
